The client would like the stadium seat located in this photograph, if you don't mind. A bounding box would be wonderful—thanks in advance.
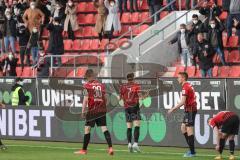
[64,40,73,50]
[81,39,91,51]
[222,35,228,47]
[186,66,197,77]
[132,25,140,35]
[229,36,239,47]
[120,25,131,36]
[131,12,140,23]
[219,11,227,20]
[77,67,87,77]
[228,50,240,63]
[82,26,93,37]
[219,66,229,77]
[212,66,219,77]
[85,2,96,12]
[22,67,33,77]
[174,66,185,77]
[53,68,67,77]
[77,14,85,24]
[140,0,148,10]
[100,39,109,50]
[72,39,81,51]
[42,28,49,37]
[91,39,100,50]
[85,14,95,24]
[77,2,87,12]
[160,11,169,19]
[88,55,99,65]
[75,55,88,65]
[229,66,240,77]
[121,13,130,24]
[140,24,149,33]
[16,67,23,77]
[141,12,151,23]
[74,29,82,38]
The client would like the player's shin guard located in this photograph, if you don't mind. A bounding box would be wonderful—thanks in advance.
[229,140,235,155]
[183,132,189,145]
[82,133,91,150]
[134,126,140,143]
[219,138,226,154]
[188,135,195,154]
[104,131,112,148]
[127,128,132,143]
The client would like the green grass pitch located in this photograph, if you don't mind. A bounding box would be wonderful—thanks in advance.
[0,140,239,160]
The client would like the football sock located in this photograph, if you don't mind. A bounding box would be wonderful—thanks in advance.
[219,138,226,154]
[0,139,2,145]
[188,135,195,154]
[183,132,189,145]
[104,131,112,148]
[127,128,132,143]
[134,126,140,143]
[229,140,235,155]
[82,133,90,150]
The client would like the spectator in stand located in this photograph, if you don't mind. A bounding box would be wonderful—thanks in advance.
[17,23,30,68]
[147,0,162,24]
[167,0,175,12]
[204,17,227,65]
[234,18,240,29]
[0,0,6,14]
[118,0,127,14]
[3,10,17,54]
[104,0,121,42]
[222,0,230,13]
[193,33,214,78]
[199,1,221,25]
[227,0,240,44]
[64,0,79,41]
[23,1,45,32]
[186,0,197,10]
[28,27,40,66]
[3,52,18,76]
[47,17,64,67]
[94,0,107,43]
[36,48,51,77]
[0,10,4,55]
[51,2,65,25]
[169,24,191,69]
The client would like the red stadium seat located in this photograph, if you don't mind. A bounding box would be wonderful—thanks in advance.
[53,68,67,77]
[77,67,87,77]
[229,66,240,77]
[64,40,73,50]
[174,66,185,77]
[160,11,169,19]
[140,24,149,33]
[88,55,99,65]
[75,55,88,65]
[219,11,227,20]
[77,14,85,24]
[212,66,219,77]
[219,66,229,77]
[121,13,130,23]
[86,2,96,12]
[22,67,33,77]
[85,14,95,24]
[222,35,228,47]
[42,28,49,37]
[140,0,148,10]
[74,29,83,38]
[72,40,81,51]
[100,39,109,50]
[16,67,23,77]
[91,39,100,50]
[120,25,131,36]
[81,39,91,51]
[82,26,93,37]
[228,50,240,63]
[141,12,151,23]
[132,25,140,35]
[131,12,140,23]
[229,36,239,47]
[77,2,87,12]
[186,66,197,77]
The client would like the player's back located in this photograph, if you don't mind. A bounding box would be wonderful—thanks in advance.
[182,82,197,112]
[120,82,140,108]
[84,79,106,114]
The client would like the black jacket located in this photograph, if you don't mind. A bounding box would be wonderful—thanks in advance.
[205,21,225,49]
[170,31,190,54]
[222,0,231,11]
[188,20,203,44]
[3,18,17,37]
[17,27,30,47]
[147,0,163,6]
[199,6,222,18]
[11,84,29,105]
[3,57,18,76]
[193,40,214,70]
[47,23,64,55]
[29,32,39,48]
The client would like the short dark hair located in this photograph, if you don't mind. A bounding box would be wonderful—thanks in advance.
[127,72,134,81]
[85,69,94,79]
[180,23,186,28]
[192,14,198,19]
[178,72,188,80]
[16,77,23,82]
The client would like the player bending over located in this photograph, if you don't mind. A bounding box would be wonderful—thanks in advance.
[0,102,7,150]
[74,69,113,155]
[119,73,148,153]
[168,72,197,158]
[209,111,239,160]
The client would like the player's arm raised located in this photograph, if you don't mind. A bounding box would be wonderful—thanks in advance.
[168,96,187,114]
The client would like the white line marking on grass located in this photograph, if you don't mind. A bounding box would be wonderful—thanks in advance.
[5,144,224,158]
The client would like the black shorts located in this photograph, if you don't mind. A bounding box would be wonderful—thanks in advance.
[85,114,106,127]
[125,104,141,123]
[221,115,239,135]
[183,111,197,127]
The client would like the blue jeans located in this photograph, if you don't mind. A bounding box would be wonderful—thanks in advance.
[214,47,226,65]
[31,47,38,65]
[167,0,176,11]
[227,14,240,38]
[181,48,192,67]
[201,68,213,78]
[4,36,16,53]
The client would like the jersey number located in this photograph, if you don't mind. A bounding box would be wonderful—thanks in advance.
[93,86,102,98]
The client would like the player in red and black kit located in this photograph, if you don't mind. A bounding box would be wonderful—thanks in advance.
[168,72,197,158]
[0,102,6,150]
[74,69,113,155]
[209,111,239,160]
[119,73,148,153]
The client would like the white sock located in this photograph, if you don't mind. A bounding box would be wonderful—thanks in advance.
[133,142,138,146]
